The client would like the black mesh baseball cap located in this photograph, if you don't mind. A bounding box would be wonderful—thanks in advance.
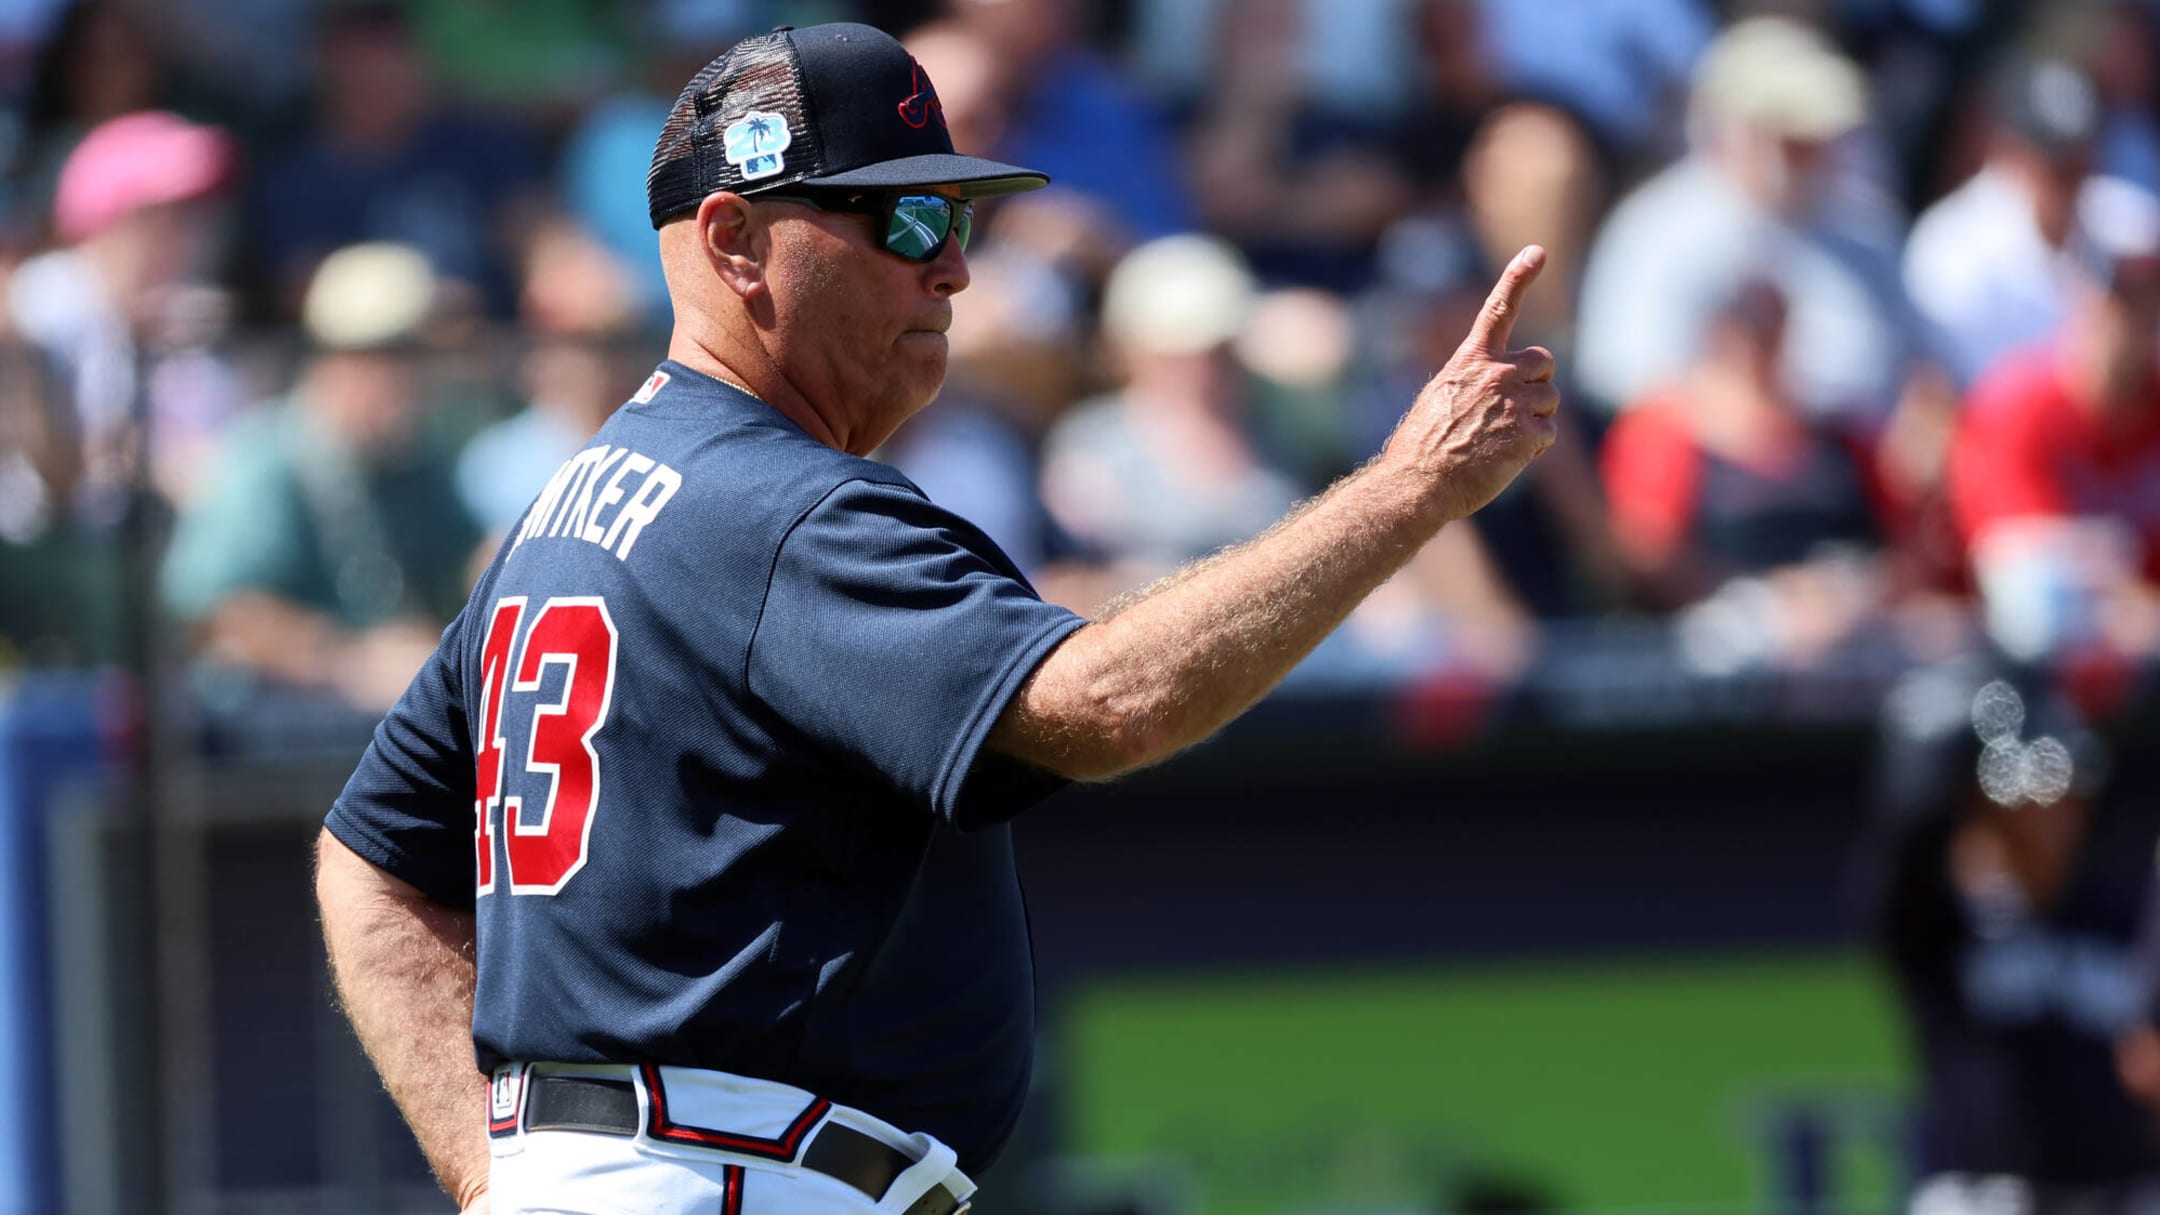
[647,23,1048,228]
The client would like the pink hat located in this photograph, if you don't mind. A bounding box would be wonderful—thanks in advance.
[53,111,235,243]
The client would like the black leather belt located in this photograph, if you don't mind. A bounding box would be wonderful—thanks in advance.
[523,1073,964,1215]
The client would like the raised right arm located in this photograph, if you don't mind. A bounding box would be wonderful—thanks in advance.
[989,247,1561,780]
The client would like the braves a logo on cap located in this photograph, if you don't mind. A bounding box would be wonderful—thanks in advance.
[722,110,792,180]
[632,370,670,403]
[897,60,946,130]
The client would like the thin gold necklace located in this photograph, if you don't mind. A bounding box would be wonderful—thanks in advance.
[709,368,764,401]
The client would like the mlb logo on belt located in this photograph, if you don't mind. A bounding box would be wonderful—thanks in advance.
[488,1067,524,1137]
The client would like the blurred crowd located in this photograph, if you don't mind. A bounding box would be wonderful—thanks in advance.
[3,0,2160,707]
[7,4,2160,1213]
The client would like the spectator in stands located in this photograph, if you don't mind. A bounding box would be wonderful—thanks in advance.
[1180,0,1413,291]
[0,108,242,667]
[558,81,673,323]
[940,0,1195,245]
[458,220,647,539]
[0,316,114,666]
[1468,0,1713,169]
[1128,0,1413,121]
[5,109,242,522]
[8,0,171,238]
[150,0,320,113]
[1040,234,1302,577]
[162,243,480,710]
[1881,57,2110,600]
[559,6,763,326]
[249,1,546,318]
[2087,0,2160,194]
[1860,664,2158,1215]
[1370,0,1498,218]
[0,0,64,97]
[1950,177,2160,663]
[0,315,53,544]
[1905,58,2106,386]
[1818,0,1994,207]
[1576,17,1928,427]
[1601,275,1883,653]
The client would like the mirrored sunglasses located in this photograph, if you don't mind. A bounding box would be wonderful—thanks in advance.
[759,191,973,263]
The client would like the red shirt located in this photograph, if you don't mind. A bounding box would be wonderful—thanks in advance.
[1950,350,2160,581]
[1600,390,1877,574]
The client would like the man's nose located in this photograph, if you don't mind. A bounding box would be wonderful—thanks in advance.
[927,234,970,298]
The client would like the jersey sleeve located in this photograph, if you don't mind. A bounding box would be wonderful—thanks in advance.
[323,608,478,908]
[747,478,1087,829]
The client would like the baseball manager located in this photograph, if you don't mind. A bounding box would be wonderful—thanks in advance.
[316,22,1559,1215]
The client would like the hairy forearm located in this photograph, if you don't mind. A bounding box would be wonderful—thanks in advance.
[991,462,1441,779]
[992,245,1559,782]
[315,830,489,1209]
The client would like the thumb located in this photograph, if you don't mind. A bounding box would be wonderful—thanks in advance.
[1464,246,1546,355]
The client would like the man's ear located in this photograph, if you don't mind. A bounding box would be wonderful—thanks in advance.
[697,191,765,301]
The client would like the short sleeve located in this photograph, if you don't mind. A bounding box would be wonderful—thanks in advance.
[324,609,477,908]
[747,479,1086,828]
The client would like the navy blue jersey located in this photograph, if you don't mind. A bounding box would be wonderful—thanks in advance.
[325,361,1086,1169]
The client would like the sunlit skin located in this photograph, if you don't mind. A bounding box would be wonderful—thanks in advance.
[658,186,970,456]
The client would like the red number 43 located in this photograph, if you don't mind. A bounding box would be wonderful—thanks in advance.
[473,595,618,896]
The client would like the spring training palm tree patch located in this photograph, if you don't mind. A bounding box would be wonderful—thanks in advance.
[724,111,792,181]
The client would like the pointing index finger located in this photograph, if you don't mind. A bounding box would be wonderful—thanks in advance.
[1467,245,1546,354]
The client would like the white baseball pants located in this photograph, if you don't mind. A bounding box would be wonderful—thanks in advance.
[485,1063,976,1215]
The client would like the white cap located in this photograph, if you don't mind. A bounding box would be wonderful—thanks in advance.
[1100,234,1256,355]
[303,243,437,351]
[1694,17,1868,142]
